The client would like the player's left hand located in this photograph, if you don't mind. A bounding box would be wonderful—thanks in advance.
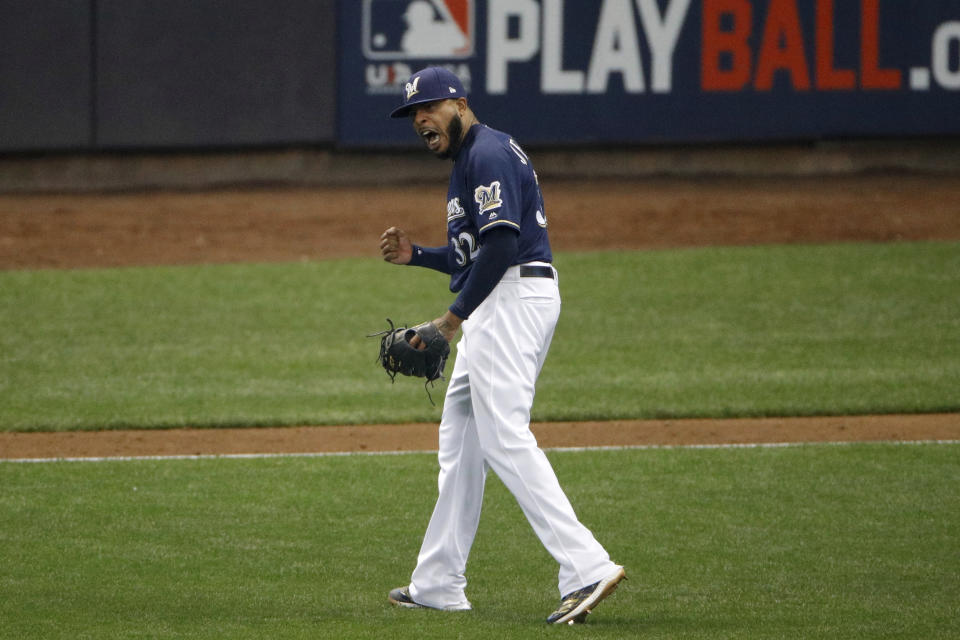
[368,319,451,382]
[416,311,462,346]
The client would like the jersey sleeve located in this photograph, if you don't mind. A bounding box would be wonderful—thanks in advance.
[408,244,452,274]
[465,142,523,237]
[448,226,518,319]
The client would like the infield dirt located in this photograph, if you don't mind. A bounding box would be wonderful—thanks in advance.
[2,174,958,457]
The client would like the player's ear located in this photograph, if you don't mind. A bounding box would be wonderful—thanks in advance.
[455,97,469,115]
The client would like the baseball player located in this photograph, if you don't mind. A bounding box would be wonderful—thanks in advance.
[379,66,625,624]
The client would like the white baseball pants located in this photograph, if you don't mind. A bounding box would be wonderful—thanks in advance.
[407,263,618,610]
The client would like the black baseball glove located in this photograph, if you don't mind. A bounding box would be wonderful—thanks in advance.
[369,319,450,383]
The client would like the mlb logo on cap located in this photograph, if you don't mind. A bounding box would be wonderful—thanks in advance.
[364,0,474,60]
[390,67,467,118]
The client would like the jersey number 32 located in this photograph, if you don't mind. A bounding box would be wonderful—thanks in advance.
[451,231,479,267]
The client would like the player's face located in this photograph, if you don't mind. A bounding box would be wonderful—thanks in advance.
[410,99,464,159]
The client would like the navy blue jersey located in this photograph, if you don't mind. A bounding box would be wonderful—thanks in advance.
[445,124,552,292]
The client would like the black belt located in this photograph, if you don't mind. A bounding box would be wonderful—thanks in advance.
[520,265,554,279]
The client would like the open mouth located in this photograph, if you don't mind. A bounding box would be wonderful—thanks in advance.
[420,129,442,150]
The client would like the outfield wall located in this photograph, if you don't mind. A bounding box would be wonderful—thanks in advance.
[339,0,960,147]
[4,1,960,153]
[0,0,338,152]
[1,1,959,190]
[2,139,959,193]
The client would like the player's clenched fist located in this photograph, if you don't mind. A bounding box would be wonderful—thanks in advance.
[380,226,412,264]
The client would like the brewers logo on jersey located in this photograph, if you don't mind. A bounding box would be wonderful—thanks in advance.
[364,0,474,60]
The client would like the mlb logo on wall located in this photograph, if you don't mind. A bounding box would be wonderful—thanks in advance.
[364,0,474,59]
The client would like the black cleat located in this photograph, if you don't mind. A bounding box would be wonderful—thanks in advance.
[388,586,426,609]
[546,566,626,624]
[388,586,472,611]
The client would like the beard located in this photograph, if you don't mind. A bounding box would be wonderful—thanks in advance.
[437,113,464,160]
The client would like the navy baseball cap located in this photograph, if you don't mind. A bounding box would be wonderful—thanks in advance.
[390,66,467,118]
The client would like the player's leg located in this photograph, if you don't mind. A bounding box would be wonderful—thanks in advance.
[463,272,620,597]
[405,343,487,610]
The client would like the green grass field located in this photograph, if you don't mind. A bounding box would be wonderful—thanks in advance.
[2,240,959,638]
[0,243,960,640]
[2,241,958,431]
[2,443,958,639]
